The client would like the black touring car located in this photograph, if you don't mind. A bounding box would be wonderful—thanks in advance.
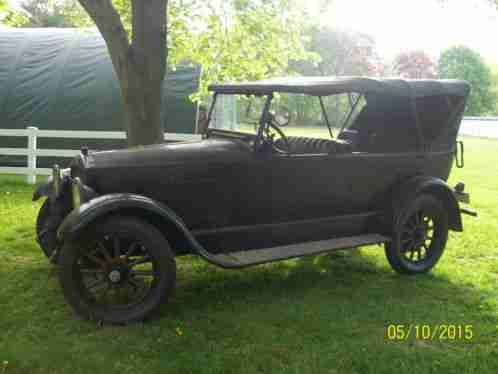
[33,77,475,323]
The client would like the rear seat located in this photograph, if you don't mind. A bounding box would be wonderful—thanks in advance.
[276,136,353,154]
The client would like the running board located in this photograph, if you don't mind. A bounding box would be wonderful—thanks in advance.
[207,234,390,269]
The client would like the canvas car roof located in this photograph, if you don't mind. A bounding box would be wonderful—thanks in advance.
[209,77,471,98]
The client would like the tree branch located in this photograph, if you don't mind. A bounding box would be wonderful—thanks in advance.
[77,0,130,80]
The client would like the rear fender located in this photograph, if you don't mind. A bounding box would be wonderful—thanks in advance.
[390,176,463,232]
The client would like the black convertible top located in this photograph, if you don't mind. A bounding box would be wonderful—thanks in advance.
[209,77,471,98]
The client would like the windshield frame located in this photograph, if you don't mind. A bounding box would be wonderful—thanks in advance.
[205,91,364,142]
[206,93,273,140]
[339,93,365,134]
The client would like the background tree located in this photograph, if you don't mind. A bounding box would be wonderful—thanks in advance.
[393,50,436,79]
[13,0,79,27]
[0,0,8,14]
[22,0,311,146]
[178,0,311,100]
[0,0,29,25]
[290,26,382,125]
[295,26,380,77]
[488,63,498,115]
[438,45,496,116]
[62,0,167,146]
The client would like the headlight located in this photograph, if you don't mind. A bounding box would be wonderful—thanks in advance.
[52,165,61,198]
[52,166,71,199]
[71,177,97,209]
[72,177,82,208]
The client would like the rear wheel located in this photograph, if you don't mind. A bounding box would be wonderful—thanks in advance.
[385,194,449,275]
[36,200,58,263]
[58,216,176,324]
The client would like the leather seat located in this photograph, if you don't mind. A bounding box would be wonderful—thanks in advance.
[276,136,353,154]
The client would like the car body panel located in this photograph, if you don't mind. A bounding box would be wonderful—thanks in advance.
[34,77,471,265]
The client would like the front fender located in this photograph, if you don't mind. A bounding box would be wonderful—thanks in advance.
[390,176,463,232]
[32,179,54,201]
[57,194,186,241]
[57,193,238,268]
[57,194,237,268]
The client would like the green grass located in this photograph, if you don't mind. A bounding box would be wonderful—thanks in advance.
[0,137,497,374]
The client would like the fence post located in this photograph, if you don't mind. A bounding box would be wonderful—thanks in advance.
[26,126,38,185]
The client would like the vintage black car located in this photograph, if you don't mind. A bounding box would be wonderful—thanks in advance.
[34,77,475,324]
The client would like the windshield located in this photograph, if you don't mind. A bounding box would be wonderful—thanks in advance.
[207,92,366,137]
[208,94,269,135]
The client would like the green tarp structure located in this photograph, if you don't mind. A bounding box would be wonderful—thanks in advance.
[0,28,201,167]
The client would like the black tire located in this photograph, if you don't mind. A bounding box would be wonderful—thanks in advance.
[36,200,58,263]
[385,194,449,275]
[58,216,176,324]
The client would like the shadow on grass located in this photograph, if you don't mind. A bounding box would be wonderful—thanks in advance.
[7,244,495,333]
[155,248,496,327]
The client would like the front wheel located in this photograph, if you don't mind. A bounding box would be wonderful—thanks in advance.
[385,194,449,275]
[58,216,176,324]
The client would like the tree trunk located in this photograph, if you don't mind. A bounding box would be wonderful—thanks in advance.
[121,64,165,146]
[78,0,167,147]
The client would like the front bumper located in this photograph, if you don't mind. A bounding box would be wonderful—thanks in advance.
[32,165,97,208]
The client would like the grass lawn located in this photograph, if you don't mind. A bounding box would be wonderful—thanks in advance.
[0,136,497,374]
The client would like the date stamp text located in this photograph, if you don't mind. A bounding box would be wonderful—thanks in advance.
[386,324,474,342]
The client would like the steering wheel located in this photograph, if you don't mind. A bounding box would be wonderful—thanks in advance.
[271,107,292,127]
[267,118,291,153]
[253,114,291,154]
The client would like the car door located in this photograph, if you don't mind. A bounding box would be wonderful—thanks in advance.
[229,148,356,246]
[264,152,347,222]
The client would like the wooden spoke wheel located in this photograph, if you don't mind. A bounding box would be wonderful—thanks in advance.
[385,194,449,275]
[58,216,176,324]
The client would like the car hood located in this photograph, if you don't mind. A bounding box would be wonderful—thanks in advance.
[90,138,251,167]
[71,138,252,185]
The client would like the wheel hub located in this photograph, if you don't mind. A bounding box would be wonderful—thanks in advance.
[107,265,129,284]
[108,270,121,283]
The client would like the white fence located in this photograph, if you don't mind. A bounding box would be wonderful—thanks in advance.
[459,117,498,139]
[1,118,497,184]
[0,126,202,184]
